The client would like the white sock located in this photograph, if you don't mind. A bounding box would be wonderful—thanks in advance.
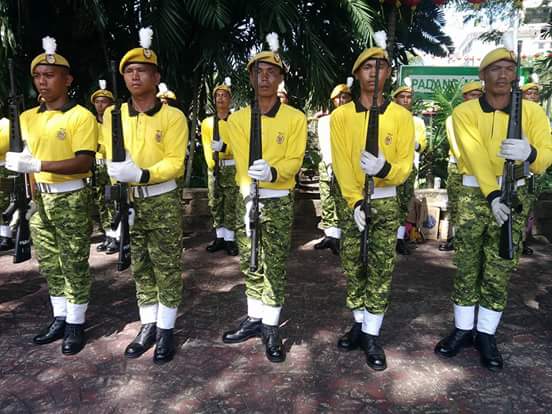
[224,228,235,241]
[66,302,88,324]
[396,226,406,240]
[50,296,67,318]
[454,304,475,330]
[216,227,225,238]
[324,227,341,239]
[353,309,364,323]
[262,304,282,326]
[362,310,384,336]
[477,306,503,335]
[139,303,159,324]
[0,224,11,238]
[247,297,264,319]
[157,303,178,329]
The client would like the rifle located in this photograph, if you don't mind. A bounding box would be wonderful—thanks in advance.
[360,60,381,270]
[248,59,262,272]
[212,112,221,198]
[499,40,528,260]
[0,59,32,263]
[105,60,131,271]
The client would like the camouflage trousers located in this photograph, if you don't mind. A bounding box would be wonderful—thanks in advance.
[237,194,293,306]
[340,196,400,314]
[131,189,183,308]
[452,186,530,312]
[0,166,10,226]
[30,187,93,304]
[318,161,339,230]
[446,162,462,226]
[207,165,239,230]
[397,166,416,220]
[91,162,113,232]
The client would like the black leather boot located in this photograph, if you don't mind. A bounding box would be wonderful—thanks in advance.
[337,322,362,351]
[62,323,86,355]
[96,235,108,252]
[222,317,262,343]
[522,242,533,256]
[0,236,14,251]
[125,323,157,358]
[314,236,340,255]
[434,328,473,358]
[439,238,454,251]
[396,239,411,255]
[33,318,66,345]
[359,332,387,371]
[105,237,119,255]
[475,332,503,371]
[225,240,239,256]
[153,328,175,365]
[206,237,225,253]
[262,324,285,363]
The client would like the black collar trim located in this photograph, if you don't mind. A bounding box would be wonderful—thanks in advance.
[127,98,163,117]
[354,98,391,114]
[479,95,511,114]
[37,99,77,113]
[264,99,281,118]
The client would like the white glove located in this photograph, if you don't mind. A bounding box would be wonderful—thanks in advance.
[244,199,264,238]
[327,163,333,178]
[128,207,135,227]
[5,151,41,173]
[491,198,510,226]
[211,139,224,152]
[107,153,143,183]
[360,151,385,176]
[498,138,531,161]
[9,200,38,232]
[248,159,273,182]
[353,205,366,232]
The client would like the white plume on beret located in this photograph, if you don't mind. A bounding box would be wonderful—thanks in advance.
[224,77,232,86]
[373,31,387,50]
[158,82,168,93]
[404,77,412,87]
[42,36,57,55]
[502,31,514,51]
[346,77,353,88]
[266,32,280,52]
[99,79,107,90]
[139,27,154,49]
[531,72,539,83]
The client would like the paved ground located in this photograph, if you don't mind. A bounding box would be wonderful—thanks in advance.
[1,224,552,413]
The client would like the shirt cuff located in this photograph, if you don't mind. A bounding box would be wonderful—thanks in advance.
[486,190,501,206]
[140,169,150,184]
[270,167,278,183]
[527,145,537,164]
[375,161,391,179]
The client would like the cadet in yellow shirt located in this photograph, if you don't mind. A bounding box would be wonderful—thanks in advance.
[439,81,483,252]
[392,85,427,255]
[0,117,13,251]
[90,80,117,254]
[6,37,98,355]
[331,47,414,371]
[201,81,239,256]
[314,82,353,255]
[434,47,552,371]
[222,45,307,363]
[103,28,188,365]
[521,82,540,103]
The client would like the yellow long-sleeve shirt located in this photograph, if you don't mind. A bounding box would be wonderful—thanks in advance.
[331,100,415,208]
[0,118,9,161]
[226,100,307,197]
[21,101,98,184]
[101,100,188,185]
[200,115,234,170]
[453,96,552,201]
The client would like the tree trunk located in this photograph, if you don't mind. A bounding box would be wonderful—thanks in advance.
[184,69,203,187]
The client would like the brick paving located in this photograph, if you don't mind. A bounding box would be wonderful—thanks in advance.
[1,226,551,413]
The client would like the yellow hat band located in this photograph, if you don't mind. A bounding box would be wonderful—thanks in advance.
[352,48,389,74]
[30,53,70,75]
[119,47,159,74]
[247,51,284,72]
[479,47,516,72]
[213,84,232,97]
[90,90,114,105]
[461,81,483,95]
[521,83,540,92]
[330,84,352,100]
[392,86,412,98]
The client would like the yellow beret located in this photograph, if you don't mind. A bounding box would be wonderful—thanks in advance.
[30,53,70,75]
[156,90,177,100]
[90,89,114,105]
[247,51,285,72]
[213,84,232,97]
[352,47,389,74]
[119,47,158,74]
[392,86,412,98]
[461,81,483,95]
[479,47,515,71]
[521,83,540,92]
[330,84,352,100]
